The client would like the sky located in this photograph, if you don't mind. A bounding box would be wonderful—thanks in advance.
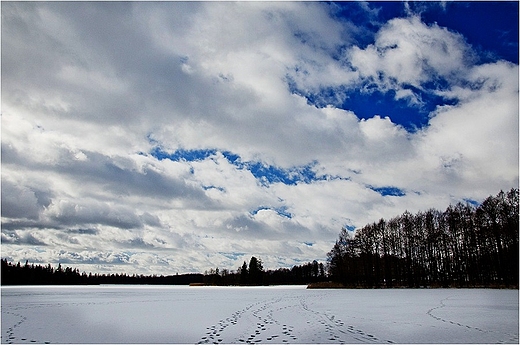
[2,1,518,275]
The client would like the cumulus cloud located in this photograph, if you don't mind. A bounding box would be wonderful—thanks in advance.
[2,2,517,274]
[348,16,475,104]
[1,180,45,220]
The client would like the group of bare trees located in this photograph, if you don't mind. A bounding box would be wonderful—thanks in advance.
[327,189,518,288]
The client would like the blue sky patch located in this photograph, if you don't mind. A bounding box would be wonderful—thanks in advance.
[150,146,341,187]
[247,162,318,186]
[330,2,519,64]
[288,78,459,132]
[328,2,403,49]
[323,87,448,131]
[202,185,225,192]
[344,224,357,232]
[369,186,406,197]
[251,206,292,219]
[419,2,519,64]
[222,150,321,185]
[150,147,216,162]
[341,88,459,132]
[224,156,349,187]
[463,198,480,207]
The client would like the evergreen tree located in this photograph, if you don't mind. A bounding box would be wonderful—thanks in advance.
[239,261,249,285]
[248,256,264,285]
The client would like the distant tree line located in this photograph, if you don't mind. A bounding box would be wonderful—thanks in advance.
[203,256,326,286]
[1,259,204,285]
[1,256,326,286]
[327,189,519,288]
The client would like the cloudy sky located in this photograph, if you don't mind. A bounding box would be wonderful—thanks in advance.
[2,1,518,275]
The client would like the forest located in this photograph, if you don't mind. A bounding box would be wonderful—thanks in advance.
[327,188,518,288]
[0,257,326,286]
[0,259,205,285]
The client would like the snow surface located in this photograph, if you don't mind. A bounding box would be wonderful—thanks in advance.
[1,286,518,344]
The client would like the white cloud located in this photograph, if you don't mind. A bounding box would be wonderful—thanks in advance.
[417,61,519,197]
[2,2,517,275]
[1,180,43,220]
[348,15,475,94]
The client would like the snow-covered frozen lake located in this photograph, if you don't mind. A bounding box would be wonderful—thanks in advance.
[1,285,518,344]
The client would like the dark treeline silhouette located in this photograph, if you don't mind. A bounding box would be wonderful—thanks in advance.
[1,259,204,285]
[327,188,519,288]
[1,256,326,286]
[203,256,327,286]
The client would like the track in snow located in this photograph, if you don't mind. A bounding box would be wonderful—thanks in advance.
[426,296,519,344]
[198,293,394,344]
